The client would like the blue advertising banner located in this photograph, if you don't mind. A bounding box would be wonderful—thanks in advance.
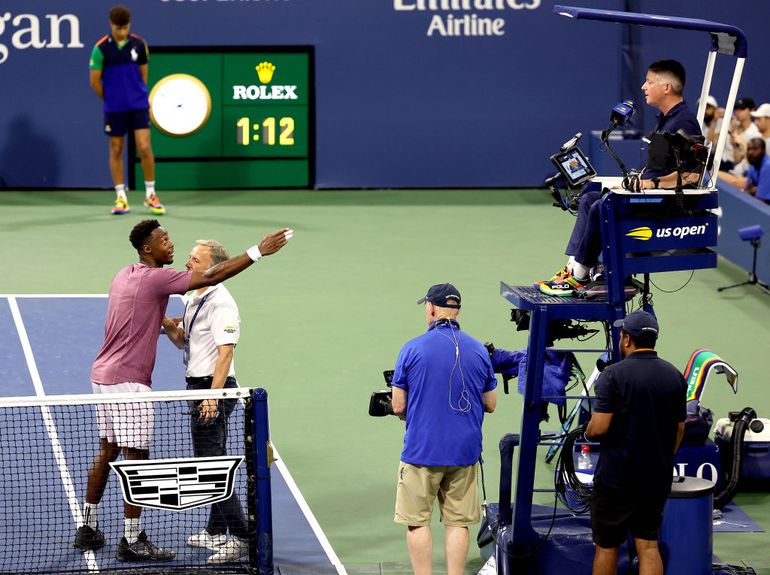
[0,1,768,189]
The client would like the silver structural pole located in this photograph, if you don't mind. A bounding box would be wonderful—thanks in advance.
[712,57,745,176]
[696,50,718,125]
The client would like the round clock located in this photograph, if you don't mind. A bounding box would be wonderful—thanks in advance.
[149,73,212,137]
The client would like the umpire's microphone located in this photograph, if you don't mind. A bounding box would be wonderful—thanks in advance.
[602,100,636,140]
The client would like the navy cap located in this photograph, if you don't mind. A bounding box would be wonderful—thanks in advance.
[613,310,659,339]
[417,283,461,309]
[735,97,756,110]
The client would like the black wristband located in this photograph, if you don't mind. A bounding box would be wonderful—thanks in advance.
[651,177,661,189]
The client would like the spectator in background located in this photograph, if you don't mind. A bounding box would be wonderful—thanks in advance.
[750,103,770,151]
[719,138,770,205]
[745,138,770,205]
[700,95,721,141]
[720,97,760,174]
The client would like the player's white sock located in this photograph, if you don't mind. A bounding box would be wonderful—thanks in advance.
[83,502,99,529]
[145,181,156,198]
[567,255,576,269]
[125,518,141,543]
[115,184,127,201]
[572,261,590,282]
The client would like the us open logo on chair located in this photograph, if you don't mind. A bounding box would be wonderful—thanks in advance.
[110,456,244,511]
[625,226,653,241]
[626,224,709,241]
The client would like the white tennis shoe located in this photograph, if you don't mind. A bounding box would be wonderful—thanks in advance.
[186,529,227,551]
[207,536,249,564]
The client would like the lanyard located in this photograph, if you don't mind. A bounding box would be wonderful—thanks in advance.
[184,293,210,343]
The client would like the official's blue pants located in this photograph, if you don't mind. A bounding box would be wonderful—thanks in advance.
[565,188,603,269]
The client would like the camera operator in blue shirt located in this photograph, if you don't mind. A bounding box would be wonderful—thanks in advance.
[391,284,497,575]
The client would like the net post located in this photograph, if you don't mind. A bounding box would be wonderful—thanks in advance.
[248,387,274,575]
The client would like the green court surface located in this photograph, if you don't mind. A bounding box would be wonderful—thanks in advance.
[1,189,769,574]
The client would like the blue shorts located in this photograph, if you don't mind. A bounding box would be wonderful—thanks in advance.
[104,109,151,137]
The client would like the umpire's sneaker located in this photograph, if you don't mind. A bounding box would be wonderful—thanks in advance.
[74,525,105,551]
[207,536,249,565]
[116,531,175,562]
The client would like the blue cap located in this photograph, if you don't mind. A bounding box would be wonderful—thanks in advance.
[613,310,659,339]
[417,283,461,309]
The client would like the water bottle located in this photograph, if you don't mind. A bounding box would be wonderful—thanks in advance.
[577,444,593,470]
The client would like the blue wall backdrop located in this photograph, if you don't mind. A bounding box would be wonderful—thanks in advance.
[0,0,768,189]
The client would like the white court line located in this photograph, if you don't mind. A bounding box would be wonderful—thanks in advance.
[272,446,348,575]
[7,297,101,573]
[0,294,183,299]
[0,294,109,298]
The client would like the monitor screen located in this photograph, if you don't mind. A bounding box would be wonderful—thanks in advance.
[550,146,596,188]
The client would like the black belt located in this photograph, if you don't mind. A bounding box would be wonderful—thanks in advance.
[185,375,237,387]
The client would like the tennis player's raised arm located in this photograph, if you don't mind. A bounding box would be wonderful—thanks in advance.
[188,228,292,291]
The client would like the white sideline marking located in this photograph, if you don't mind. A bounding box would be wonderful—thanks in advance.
[0,293,183,299]
[8,297,100,573]
[0,293,109,298]
[272,446,348,575]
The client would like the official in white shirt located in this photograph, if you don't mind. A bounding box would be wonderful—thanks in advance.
[163,239,249,565]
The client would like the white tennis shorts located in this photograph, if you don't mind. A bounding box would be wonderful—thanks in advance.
[91,382,155,451]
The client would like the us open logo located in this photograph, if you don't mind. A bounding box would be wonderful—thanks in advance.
[110,456,244,511]
[626,224,708,241]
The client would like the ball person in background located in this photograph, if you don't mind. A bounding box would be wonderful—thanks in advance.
[89,5,165,216]
[391,284,497,575]
[586,311,686,575]
[74,220,291,562]
[162,240,250,565]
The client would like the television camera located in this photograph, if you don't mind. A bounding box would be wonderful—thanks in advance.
[368,370,396,417]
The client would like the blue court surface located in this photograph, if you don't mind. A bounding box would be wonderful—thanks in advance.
[0,295,344,575]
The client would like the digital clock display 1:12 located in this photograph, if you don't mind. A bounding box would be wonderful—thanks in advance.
[236,116,295,146]
[222,105,307,157]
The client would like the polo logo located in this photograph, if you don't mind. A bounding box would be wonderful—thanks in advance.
[626,226,652,241]
[110,456,244,511]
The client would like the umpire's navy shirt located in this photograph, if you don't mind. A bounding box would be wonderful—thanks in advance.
[592,350,687,498]
[392,322,497,466]
[645,100,703,179]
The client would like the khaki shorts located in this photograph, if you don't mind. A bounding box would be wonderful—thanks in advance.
[394,462,480,527]
[92,382,154,451]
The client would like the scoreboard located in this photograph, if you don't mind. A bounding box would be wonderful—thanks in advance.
[134,47,313,190]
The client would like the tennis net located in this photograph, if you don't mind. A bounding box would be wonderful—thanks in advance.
[0,388,274,575]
